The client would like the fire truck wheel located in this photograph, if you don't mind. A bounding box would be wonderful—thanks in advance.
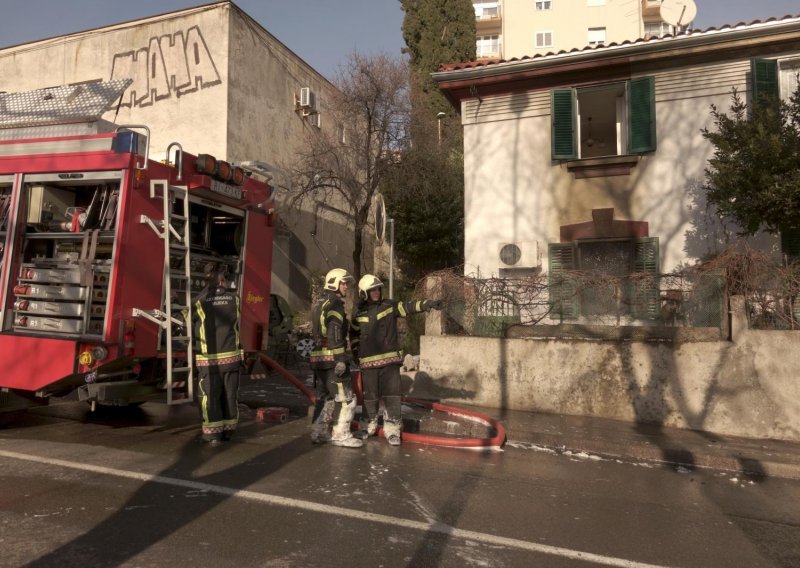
[295,338,314,359]
[0,410,26,427]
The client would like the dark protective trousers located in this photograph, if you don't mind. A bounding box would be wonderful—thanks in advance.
[361,364,402,426]
[198,365,240,441]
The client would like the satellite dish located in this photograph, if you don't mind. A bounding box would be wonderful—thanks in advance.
[659,0,697,27]
[373,193,386,244]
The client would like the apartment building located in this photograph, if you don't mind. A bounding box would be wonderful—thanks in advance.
[473,0,688,59]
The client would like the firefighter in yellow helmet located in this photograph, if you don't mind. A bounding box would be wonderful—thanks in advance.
[350,274,443,446]
[309,268,362,448]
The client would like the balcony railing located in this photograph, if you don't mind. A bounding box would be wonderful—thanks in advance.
[475,7,501,21]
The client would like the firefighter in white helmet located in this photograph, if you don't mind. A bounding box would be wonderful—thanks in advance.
[350,274,443,446]
[308,268,362,447]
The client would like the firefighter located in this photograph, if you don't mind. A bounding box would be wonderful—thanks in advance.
[309,268,362,448]
[192,268,243,447]
[351,274,443,446]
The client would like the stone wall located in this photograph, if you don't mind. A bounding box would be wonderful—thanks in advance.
[412,297,800,441]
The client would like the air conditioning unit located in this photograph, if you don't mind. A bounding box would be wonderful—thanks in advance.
[309,112,321,128]
[498,241,540,269]
[299,87,315,109]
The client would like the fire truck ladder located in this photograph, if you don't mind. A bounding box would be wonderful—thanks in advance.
[137,179,194,405]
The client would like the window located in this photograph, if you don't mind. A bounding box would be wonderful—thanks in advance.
[474,2,500,19]
[551,76,656,160]
[752,58,800,261]
[548,238,660,321]
[476,35,501,58]
[535,31,553,48]
[587,27,606,45]
[779,58,800,102]
[535,1,552,10]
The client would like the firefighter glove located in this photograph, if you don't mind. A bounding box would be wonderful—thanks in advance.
[426,299,444,311]
[334,361,347,377]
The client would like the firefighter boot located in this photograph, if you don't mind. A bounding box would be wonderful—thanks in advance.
[384,419,402,446]
[311,399,334,444]
[352,417,378,440]
[331,389,362,448]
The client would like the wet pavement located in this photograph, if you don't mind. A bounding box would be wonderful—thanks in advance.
[239,363,800,481]
[2,366,800,567]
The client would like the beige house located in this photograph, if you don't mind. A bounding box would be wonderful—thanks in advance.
[433,16,800,301]
[473,0,688,59]
[0,1,363,309]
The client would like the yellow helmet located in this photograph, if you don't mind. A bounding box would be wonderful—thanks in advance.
[358,274,383,300]
[323,268,354,292]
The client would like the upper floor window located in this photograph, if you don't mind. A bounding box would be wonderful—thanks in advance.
[476,35,501,58]
[588,27,606,45]
[779,58,800,102]
[535,1,552,10]
[474,2,500,19]
[535,31,553,48]
[550,76,656,160]
[751,57,800,105]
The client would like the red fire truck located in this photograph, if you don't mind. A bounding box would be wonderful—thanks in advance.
[0,124,274,415]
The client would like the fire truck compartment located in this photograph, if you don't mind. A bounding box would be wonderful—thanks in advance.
[5,173,121,341]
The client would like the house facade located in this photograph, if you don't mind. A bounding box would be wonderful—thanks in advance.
[433,17,800,308]
[0,1,363,309]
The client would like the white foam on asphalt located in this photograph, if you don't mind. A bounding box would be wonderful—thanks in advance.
[0,449,674,568]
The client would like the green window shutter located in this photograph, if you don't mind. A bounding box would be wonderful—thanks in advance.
[627,76,656,154]
[632,237,660,320]
[781,227,800,262]
[548,242,578,320]
[551,89,577,160]
[751,58,779,107]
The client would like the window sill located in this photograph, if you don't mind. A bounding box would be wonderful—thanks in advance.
[565,155,640,179]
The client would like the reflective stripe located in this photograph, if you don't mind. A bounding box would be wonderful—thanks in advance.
[311,346,345,357]
[360,354,403,368]
[355,316,369,323]
[397,303,407,317]
[319,299,329,337]
[360,351,401,363]
[196,349,244,361]
[376,307,394,320]
[328,311,343,321]
[234,296,241,348]
[196,301,208,354]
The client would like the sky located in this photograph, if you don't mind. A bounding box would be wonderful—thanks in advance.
[0,0,798,80]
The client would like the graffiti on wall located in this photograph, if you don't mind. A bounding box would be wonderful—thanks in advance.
[110,26,221,108]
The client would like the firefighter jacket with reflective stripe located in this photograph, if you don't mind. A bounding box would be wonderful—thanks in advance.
[350,299,431,369]
[310,291,349,370]
[193,289,244,370]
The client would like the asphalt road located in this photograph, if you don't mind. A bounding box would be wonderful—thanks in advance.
[1,399,799,568]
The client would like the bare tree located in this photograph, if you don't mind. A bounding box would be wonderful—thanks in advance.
[289,53,409,280]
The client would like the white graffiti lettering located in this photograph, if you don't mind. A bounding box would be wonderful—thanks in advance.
[110,26,221,108]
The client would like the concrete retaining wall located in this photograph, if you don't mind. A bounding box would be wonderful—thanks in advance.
[414,298,800,442]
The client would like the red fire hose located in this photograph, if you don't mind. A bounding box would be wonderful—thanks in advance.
[258,353,506,450]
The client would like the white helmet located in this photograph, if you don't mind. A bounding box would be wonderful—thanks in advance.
[323,268,354,293]
[358,274,383,300]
